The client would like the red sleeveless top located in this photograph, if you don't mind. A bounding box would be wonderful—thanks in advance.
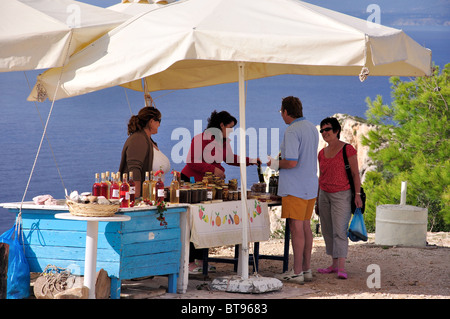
[318,144,357,193]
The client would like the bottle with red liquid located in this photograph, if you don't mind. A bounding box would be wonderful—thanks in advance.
[155,171,165,203]
[120,173,130,208]
[92,173,101,196]
[128,171,136,206]
[100,172,109,199]
[110,172,120,200]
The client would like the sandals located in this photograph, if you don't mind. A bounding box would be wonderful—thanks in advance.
[337,270,348,279]
[317,266,348,279]
[317,266,338,274]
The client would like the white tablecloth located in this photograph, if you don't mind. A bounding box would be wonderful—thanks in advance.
[189,199,270,248]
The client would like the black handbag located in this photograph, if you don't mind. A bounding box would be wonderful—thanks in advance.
[343,144,366,214]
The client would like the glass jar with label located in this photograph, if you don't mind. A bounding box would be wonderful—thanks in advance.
[206,185,213,201]
[222,186,229,201]
[216,187,223,200]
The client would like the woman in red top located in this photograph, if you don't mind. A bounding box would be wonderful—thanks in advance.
[181,110,259,273]
[316,117,362,280]
[181,110,258,182]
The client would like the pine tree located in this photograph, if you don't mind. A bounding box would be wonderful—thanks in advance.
[363,64,450,232]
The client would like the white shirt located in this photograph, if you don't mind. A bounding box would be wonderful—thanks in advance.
[152,146,171,174]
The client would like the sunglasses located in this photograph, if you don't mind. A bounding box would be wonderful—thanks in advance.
[320,127,333,133]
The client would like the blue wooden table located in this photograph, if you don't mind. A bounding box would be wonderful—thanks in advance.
[1,202,187,299]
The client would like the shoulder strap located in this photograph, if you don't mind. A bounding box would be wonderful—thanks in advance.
[343,143,355,193]
[342,143,350,168]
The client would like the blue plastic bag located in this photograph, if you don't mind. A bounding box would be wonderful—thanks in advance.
[0,225,30,299]
[348,208,368,242]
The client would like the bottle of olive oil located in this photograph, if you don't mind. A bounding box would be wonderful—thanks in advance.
[142,171,150,201]
[170,171,180,204]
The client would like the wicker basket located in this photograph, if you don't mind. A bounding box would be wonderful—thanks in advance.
[66,200,119,217]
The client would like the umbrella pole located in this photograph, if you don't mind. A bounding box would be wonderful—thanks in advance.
[210,63,283,293]
[237,62,249,280]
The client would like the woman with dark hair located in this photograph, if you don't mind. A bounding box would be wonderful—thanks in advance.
[119,106,170,197]
[181,110,259,182]
[316,117,362,279]
[181,110,259,274]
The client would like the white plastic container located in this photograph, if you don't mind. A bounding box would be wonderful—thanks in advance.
[375,204,428,247]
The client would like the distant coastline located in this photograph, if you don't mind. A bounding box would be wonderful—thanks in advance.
[302,0,450,28]
[359,13,450,27]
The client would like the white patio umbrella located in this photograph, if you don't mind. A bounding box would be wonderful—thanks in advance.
[0,0,131,72]
[28,0,432,284]
[0,1,131,262]
[28,0,432,100]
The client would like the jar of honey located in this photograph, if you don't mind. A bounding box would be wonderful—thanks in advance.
[222,186,229,201]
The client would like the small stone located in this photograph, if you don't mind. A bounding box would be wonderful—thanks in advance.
[211,275,282,294]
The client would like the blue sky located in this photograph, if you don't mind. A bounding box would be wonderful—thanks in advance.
[83,0,450,27]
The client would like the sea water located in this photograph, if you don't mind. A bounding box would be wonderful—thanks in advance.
[0,28,448,233]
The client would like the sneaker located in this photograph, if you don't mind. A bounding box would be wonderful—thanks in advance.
[275,270,304,284]
[188,266,202,275]
[303,269,313,282]
[188,262,216,275]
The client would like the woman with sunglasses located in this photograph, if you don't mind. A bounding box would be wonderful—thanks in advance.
[119,106,170,198]
[181,110,260,182]
[316,117,362,279]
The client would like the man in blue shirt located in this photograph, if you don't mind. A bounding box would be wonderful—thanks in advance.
[269,96,318,284]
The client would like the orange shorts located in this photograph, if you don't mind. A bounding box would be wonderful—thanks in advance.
[281,195,316,221]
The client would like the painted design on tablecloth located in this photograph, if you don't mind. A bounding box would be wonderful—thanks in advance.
[233,211,240,225]
[253,200,262,218]
[198,205,209,223]
[196,200,263,228]
[214,212,221,227]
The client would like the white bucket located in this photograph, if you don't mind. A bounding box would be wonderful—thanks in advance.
[375,204,428,247]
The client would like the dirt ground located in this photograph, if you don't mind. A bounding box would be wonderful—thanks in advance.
[124,232,449,300]
[27,232,449,300]
[208,232,450,299]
